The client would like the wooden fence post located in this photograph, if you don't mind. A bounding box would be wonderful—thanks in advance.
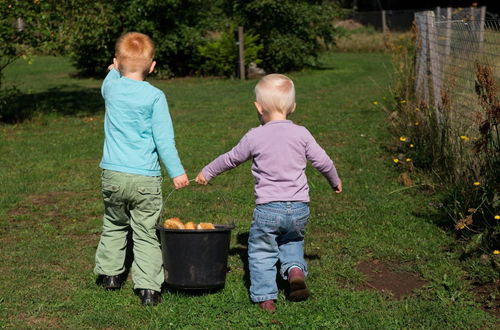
[381,10,387,33]
[414,12,429,105]
[479,6,486,50]
[445,7,452,57]
[426,11,442,121]
[238,26,245,80]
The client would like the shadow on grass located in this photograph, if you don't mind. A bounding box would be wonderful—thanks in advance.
[1,85,103,123]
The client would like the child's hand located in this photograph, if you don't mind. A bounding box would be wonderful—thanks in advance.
[107,63,115,71]
[173,173,189,189]
[195,172,209,185]
[334,179,342,194]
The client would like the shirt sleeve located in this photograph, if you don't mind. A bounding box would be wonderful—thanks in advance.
[304,130,341,189]
[101,68,120,98]
[151,92,185,178]
[202,133,252,181]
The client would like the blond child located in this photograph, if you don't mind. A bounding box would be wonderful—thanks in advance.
[94,32,189,306]
[196,74,342,312]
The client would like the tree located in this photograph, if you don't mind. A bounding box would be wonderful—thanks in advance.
[224,0,344,72]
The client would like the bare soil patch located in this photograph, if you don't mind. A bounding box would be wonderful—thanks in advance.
[357,259,427,299]
[473,280,500,318]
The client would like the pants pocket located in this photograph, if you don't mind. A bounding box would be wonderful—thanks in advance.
[136,186,162,211]
[102,182,122,206]
[293,208,309,236]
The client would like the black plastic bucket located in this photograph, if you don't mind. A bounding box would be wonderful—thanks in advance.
[157,224,234,290]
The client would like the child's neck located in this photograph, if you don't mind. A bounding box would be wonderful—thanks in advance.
[264,112,288,123]
[121,71,146,81]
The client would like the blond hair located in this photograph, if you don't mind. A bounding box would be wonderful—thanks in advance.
[255,74,295,114]
[115,32,155,75]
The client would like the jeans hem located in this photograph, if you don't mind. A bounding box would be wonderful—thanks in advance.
[251,294,278,303]
[280,263,308,280]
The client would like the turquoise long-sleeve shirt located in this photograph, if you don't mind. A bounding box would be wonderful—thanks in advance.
[99,69,184,178]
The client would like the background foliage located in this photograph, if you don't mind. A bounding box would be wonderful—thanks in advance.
[1,0,344,80]
[224,0,343,72]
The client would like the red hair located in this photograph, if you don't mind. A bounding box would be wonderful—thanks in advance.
[115,32,155,74]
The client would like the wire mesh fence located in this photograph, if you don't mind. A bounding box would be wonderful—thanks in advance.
[414,7,500,139]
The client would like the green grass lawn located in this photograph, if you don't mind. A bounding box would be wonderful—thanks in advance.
[0,54,497,329]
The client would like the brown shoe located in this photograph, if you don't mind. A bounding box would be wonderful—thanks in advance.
[259,300,276,312]
[287,267,310,301]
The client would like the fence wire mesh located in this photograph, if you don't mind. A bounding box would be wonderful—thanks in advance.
[414,8,500,139]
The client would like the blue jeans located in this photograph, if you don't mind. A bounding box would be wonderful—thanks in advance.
[248,202,309,302]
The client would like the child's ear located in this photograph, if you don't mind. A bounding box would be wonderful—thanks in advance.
[254,102,264,115]
[113,57,119,69]
[149,61,156,74]
[290,103,296,114]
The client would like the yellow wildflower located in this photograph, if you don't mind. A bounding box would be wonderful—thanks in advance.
[473,181,481,186]
[494,215,500,220]
[393,158,399,163]
[456,223,465,230]
[460,135,470,141]
[493,250,500,255]
[400,136,407,142]
[410,144,414,148]
[414,122,419,126]
[373,101,379,105]
[405,158,412,162]
[400,100,407,104]
[415,107,420,111]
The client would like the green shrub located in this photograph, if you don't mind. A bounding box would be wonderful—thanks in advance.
[69,2,121,77]
[70,0,224,78]
[225,0,344,72]
[197,27,263,77]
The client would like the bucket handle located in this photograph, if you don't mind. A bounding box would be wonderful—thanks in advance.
[159,179,234,227]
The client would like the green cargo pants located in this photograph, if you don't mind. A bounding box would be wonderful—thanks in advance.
[94,169,164,291]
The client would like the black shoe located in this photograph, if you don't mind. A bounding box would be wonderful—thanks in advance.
[139,289,162,306]
[101,275,122,290]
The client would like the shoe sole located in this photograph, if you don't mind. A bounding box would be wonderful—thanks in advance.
[288,278,310,301]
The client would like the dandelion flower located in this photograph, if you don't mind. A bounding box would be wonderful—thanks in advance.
[415,107,420,111]
[410,144,414,148]
[393,158,399,163]
[460,135,470,141]
[414,122,419,126]
[494,250,500,255]
[494,215,500,220]
[405,158,412,162]
[456,223,465,230]
[400,100,407,104]
[473,181,481,186]
[373,101,379,105]
[399,136,407,142]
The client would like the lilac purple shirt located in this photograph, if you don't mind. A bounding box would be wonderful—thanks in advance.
[202,120,340,204]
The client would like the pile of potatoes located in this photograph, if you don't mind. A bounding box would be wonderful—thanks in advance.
[163,217,215,230]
